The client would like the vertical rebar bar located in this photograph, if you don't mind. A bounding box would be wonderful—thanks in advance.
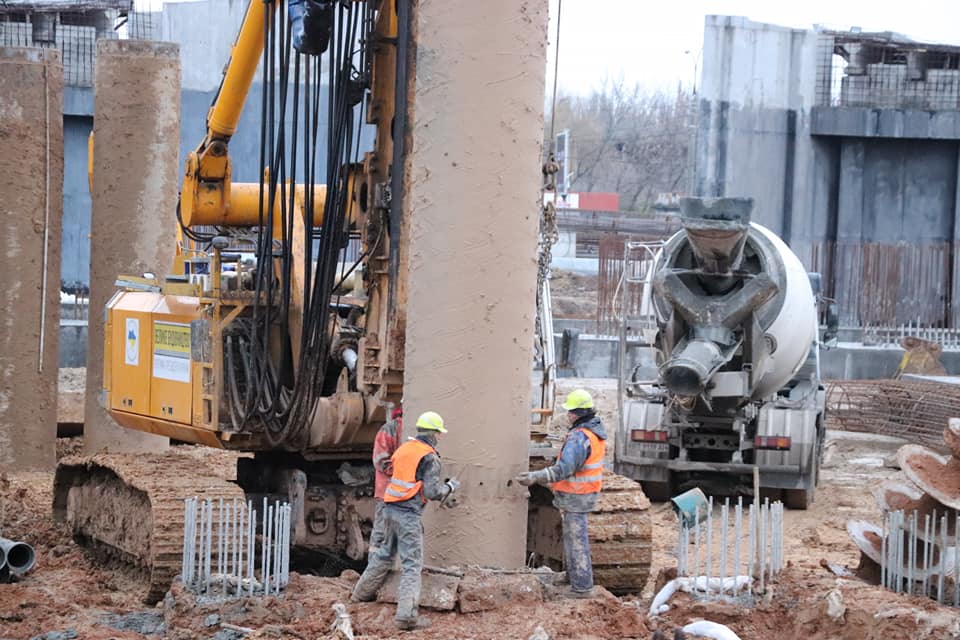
[747,504,754,596]
[205,500,213,593]
[954,511,959,606]
[922,513,931,596]
[938,513,947,604]
[774,502,783,574]
[734,498,742,596]
[694,515,701,588]
[261,499,268,596]
[908,512,917,594]
[218,498,224,584]
[706,496,713,596]
[248,501,256,597]
[677,522,685,576]
[759,498,767,592]
[280,504,288,587]
[770,502,777,575]
[273,501,281,592]
[896,510,905,594]
[237,501,244,597]
[266,503,274,596]
[284,504,291,586]
[224,499,231,595]
[881,510,888,590]
[197,500,204,591]
[720,498,728,596]
[181,499,189,584]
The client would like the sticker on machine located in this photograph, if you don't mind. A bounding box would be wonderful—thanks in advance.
[153,321,191,383]
[125,318,140,366]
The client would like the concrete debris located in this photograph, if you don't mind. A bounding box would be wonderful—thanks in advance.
[681,620,743,640]
[219,623,254,636]
[819,558,853,577]
[824,588,846,622]
[458,570,545,613]
[100,610,166,635]
[329,603,355,640]
[29,631,77,640]
[527,624,551,640]
[376,569,459,611]
[377,566,557,613]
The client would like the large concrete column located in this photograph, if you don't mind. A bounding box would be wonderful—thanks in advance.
[0,48,63,471]
[84,41,180,454]
[402,0,549,567]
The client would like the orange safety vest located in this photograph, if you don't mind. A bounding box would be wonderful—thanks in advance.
[550,427,605,494]
[384,438,437,504]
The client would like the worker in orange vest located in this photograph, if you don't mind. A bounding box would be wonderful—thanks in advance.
[351,411,459,630]
[516,389,606,597]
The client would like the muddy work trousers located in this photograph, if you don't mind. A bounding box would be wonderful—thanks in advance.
[562,510,594,592]
[369,500,387,553]
[352,504,424,623]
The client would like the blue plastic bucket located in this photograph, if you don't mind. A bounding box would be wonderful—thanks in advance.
[670,487,709,528]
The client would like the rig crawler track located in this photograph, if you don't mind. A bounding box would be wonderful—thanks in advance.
[54,454,244,603]
[527,472,652,594]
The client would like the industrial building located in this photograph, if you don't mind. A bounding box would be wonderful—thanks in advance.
[694,16,960,330]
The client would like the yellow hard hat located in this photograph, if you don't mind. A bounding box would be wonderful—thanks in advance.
[561,389,594,411]
[415,411,447,433]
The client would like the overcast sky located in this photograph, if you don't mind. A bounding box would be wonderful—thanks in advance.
[546,0,960,96]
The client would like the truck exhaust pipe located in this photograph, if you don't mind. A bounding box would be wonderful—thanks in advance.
[0,537,36,577]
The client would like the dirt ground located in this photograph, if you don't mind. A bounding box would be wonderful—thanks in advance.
[550,270,598,319]
[2,390,959,639]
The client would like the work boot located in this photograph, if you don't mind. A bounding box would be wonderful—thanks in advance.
[349,589,376,603]
[551,585,594,599]
[396,615,432,630]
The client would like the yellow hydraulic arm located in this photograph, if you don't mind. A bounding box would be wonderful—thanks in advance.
[179,0,325,228]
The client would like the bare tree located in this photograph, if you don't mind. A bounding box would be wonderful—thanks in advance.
[548,80,693,212]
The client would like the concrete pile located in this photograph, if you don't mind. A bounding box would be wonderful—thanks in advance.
[847,420,960,603]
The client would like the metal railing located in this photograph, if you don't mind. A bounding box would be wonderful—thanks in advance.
[182,497,291,599]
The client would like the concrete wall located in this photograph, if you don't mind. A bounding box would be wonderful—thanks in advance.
[696,16,960,328]
[62,115,93,288]
[694,16,820,246]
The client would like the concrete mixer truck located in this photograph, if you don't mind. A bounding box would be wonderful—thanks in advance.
[614,197,826,509]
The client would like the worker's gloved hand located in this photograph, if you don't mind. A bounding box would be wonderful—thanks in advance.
[515,472,538,487]
[444,478,461,494]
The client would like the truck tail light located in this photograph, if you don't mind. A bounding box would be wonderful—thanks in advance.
[754,435,791,450]
[631,429,669,443]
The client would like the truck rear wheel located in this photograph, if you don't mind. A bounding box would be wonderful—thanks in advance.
[783,487,812,509]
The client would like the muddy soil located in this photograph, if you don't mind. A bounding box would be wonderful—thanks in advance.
[551,270,598,319]
[2,418,958,639]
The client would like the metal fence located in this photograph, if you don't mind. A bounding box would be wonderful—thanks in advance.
[677,497,784,599]
[880,509,959,606]
[0,8,157,87]
[182,497,292,599]
[816,32,960,110]
[806,241,956,329]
